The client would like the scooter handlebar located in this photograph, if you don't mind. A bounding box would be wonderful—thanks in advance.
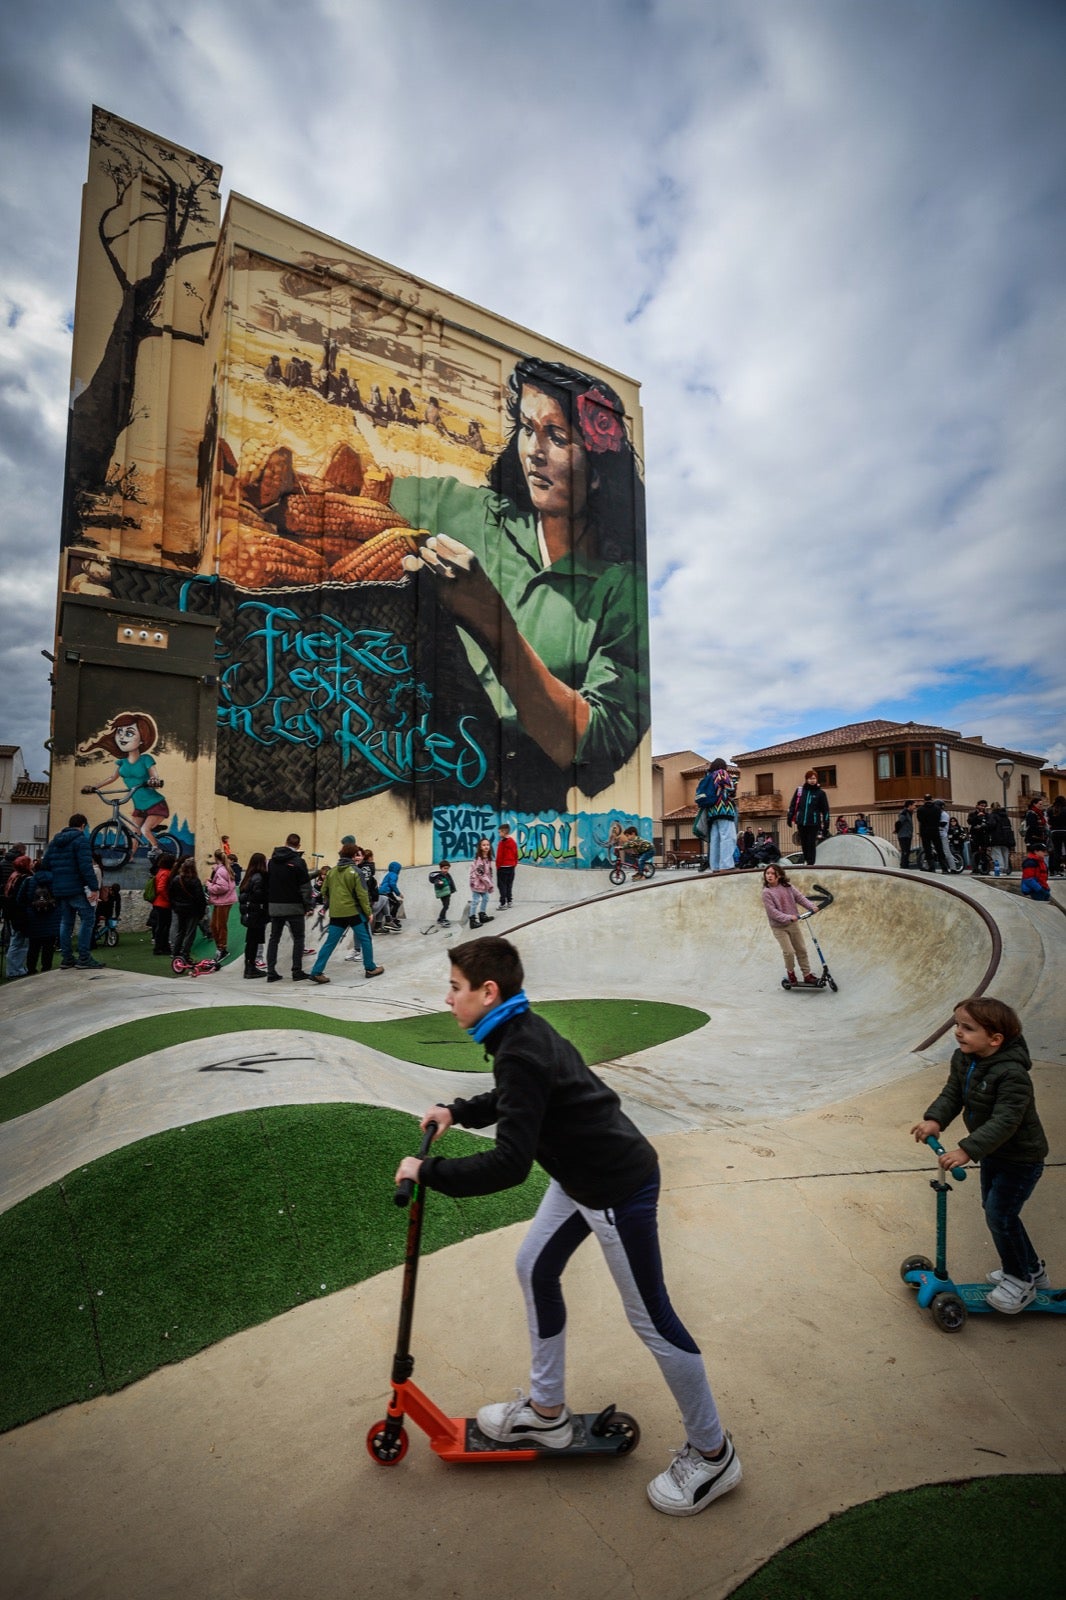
[394,1120,440,1208]
[925,1134,967,1181]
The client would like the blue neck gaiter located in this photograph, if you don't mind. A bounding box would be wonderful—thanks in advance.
[467,990,530,1044]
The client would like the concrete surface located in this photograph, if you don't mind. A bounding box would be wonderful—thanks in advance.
[0,862,1064,1599]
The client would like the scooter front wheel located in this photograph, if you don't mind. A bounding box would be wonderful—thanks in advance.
[827,976,838,992]
[900,1254,933,1284]
[930,1291,968,1332]
[366,1419,409,1464]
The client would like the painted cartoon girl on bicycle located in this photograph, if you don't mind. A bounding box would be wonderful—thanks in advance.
[77,712,171,852]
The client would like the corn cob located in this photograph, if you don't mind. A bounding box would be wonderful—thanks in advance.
[255,446,297,509]
[323,443,364,495]
[284,491,410,545]
[330,527,422,583]
[361,465,394,505]
[220,530,326,588]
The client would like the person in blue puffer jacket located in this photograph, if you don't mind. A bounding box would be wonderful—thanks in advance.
[39,813,101,970]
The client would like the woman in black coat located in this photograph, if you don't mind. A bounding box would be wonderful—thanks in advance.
[239,852,269,979]
[168,858,207,963]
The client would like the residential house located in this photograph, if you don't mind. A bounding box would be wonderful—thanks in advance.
[10,776,52,858]
[731,721,1047,842]
[652,749,711,860]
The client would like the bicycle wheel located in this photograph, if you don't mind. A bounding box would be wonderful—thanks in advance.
[640,861,657,881]
[153,830,184,859]
[608,864,626,886]
[90,821,131,869]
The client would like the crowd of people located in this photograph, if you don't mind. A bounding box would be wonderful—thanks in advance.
[1,816,532,984]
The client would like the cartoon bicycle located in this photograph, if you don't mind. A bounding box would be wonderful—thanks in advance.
[79,786,183,869]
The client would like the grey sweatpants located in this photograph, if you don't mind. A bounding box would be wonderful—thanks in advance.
[515,1176,724,1453]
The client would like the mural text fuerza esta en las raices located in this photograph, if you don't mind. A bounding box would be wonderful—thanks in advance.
[216,601,489,797]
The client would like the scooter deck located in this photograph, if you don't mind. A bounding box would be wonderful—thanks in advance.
[907,1269,1066,1314]
[463,1410,636,1456]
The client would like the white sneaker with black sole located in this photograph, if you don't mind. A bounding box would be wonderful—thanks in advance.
[987,1260,1050,1289]
[647,1434,742,1516]
[476,1393,573,1450]
[985,1274,1037,1314]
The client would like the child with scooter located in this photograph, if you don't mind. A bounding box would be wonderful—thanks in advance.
[394,936,742,1516]
[760,863,819,986]
[911,996,1049,1314]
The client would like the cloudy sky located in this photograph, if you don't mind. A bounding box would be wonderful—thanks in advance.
[2,0,1064,782]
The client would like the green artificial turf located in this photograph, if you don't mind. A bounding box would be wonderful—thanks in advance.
[0,1102,546,1434]
[727,1474,1066,1599]
[0,999,706,1124]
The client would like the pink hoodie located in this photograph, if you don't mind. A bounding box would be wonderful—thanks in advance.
[761,882,816,926]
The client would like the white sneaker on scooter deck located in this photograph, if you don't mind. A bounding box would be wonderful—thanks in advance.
[987,1260,1050,1289]
[476,1393,573,1449]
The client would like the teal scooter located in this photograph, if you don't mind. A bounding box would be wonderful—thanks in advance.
[901,1136,1066,1331]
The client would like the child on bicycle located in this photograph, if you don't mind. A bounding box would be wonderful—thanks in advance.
[760,863,819,985]
[620,825,654,877]
[911,996,1049,1313]
[394,936,742,1517]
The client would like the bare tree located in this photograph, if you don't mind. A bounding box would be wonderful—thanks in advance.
[61,117,220,545]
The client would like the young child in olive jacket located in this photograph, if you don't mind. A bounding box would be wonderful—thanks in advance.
[912,995,1049,1314]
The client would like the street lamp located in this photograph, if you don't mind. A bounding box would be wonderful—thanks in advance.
[994,757,1014,815]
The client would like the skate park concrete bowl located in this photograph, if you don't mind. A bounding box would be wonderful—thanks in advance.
[513,865,998,1126]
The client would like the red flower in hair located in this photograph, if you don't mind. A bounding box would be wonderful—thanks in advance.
[576,388,625,455]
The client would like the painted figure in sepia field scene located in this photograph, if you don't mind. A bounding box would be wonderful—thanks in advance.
[391,357,650,807]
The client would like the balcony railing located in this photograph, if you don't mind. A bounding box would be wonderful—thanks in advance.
[736,790,784,816]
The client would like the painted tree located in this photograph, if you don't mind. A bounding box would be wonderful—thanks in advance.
[61,114,220,546]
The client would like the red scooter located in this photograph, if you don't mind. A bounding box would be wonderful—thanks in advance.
[366,1122,641,1467]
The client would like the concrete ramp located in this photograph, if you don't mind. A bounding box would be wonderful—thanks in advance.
[515,867,997,1125]
[807,832,900,868]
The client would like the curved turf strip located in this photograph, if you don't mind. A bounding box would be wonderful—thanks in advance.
[0,1000,707,1124]
[0,1103,546,1434]
[727,1474,1065,1598]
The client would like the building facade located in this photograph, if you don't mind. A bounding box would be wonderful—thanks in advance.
[50,110,652,871]
[651,750,711,860]
[732,720,1047,839]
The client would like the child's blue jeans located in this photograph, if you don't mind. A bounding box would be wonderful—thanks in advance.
[980,1154,1044,1280]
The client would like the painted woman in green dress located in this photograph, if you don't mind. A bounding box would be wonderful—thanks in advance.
[391,358,649,808]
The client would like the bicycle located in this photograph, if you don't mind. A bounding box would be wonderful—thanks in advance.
[608,847,657,887]
[80,786,183,870]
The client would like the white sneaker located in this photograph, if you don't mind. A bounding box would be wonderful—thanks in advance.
[342,952,358,962]
[985,1275,1037,1314]
[987,1261,1050,1290]
[476,1393,573,1450]
[647,1435,742,1516]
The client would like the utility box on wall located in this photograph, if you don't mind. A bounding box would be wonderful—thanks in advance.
[53,108,653,868]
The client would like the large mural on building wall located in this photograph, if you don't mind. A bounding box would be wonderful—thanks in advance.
[55,111,651,865]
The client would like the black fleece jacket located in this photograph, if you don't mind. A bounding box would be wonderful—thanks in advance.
[420,1009,658,1209]
[924,1035,1048,1164]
